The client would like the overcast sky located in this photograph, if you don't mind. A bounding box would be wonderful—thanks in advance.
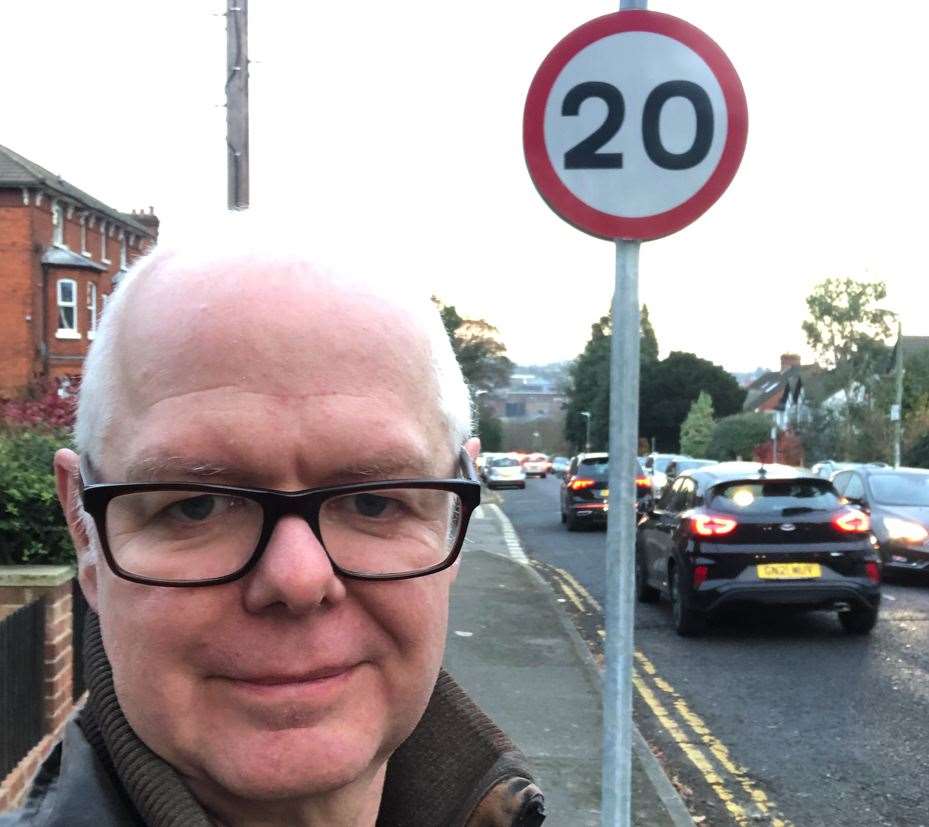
[6,2,926,372]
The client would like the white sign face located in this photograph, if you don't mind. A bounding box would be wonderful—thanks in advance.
[543,32,727,218]
[523,11,748,240]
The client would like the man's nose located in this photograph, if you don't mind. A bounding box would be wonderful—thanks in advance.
[241,514,347,614]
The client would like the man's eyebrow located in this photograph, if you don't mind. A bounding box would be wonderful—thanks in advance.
[123,456,232,483]
[120,451,447,486]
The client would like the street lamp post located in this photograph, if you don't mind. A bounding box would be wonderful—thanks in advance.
[580,411,591,452]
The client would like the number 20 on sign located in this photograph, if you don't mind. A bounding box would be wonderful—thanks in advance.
[523,10,748,241]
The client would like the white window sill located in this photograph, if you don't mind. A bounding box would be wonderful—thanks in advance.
[87,331,96,340]
[81,248,92,258]
[55,330,81,340]
[101,257,111,265]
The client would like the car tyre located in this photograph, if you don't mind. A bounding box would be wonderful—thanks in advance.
[838,604,878,635]
[565,509,579,531]
[669,563,706,637]
[635,548,660,603]
[560,506,566,524]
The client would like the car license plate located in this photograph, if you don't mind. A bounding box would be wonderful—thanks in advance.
[599,489,609,497]
[757,563,821,580]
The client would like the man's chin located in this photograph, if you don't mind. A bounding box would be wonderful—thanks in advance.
[187,725,389,804]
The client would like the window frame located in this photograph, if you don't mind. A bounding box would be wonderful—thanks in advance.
[51,201,65,247]
[100,221,110,263]
[56,278,80,339]
[86,282,98,340]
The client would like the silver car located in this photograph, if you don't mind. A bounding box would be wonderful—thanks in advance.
[485,457,526,490]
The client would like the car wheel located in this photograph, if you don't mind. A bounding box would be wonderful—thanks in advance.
[635,547,660,603]
[519,483,526,489]
[669,562,706,637]
[560,506,567,524]
[566,509,579,531]
[541,473,547,479]
[838,604,878,635]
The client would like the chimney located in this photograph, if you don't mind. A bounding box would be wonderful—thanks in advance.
[780,353,801,372]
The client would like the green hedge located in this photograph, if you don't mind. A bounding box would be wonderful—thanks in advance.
[0,428,75,565]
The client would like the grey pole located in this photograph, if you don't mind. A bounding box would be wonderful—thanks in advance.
[226,0,249,209]
[894,322,904,468]
[602,5,646,823]
[581,411,592,452]
[603,238,641,827]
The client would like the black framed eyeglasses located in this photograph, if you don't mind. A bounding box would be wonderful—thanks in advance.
[78,449,481,587]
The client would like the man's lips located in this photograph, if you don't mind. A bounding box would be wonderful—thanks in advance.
[215,663,362,703]
[228,665,356,686]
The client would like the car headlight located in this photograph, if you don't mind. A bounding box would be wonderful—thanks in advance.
[882,516,929,544]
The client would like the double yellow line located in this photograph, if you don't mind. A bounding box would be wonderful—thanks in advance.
[542,563,792,827]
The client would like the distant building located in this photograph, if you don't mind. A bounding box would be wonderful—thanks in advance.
[0,145,158,395]
[483,370,566,421]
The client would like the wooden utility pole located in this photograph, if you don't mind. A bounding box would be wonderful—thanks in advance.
[226,0,249,209]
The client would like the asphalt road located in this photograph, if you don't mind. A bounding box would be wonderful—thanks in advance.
[495,475,929,827]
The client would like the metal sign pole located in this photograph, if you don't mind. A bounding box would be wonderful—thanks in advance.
[603,239,641,826]
[601,4,646,822]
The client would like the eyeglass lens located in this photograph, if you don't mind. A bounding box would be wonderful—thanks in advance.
[104,487,465,581]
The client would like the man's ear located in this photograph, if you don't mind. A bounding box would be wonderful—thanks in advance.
[54,448,99,612]
[464,436,480,462]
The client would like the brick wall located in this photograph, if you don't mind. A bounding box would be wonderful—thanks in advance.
[0,199,35,394]
[0,569,82,812]
[0,188,156,396]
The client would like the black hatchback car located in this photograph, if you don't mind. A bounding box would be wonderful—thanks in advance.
[832,465,929,574]
[635,462,881,636]
[560,452,651,530]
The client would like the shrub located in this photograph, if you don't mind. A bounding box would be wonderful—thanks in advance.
[708,412,773,461]
[0,428,74,566]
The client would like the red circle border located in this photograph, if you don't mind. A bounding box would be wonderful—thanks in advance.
[523,10,748,241]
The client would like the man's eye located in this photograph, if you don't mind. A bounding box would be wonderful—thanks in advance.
[351,493,399,518]
[166,495,226,522]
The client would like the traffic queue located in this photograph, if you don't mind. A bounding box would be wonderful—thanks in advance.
[478,449,929,638]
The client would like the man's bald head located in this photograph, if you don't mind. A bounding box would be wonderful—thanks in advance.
[75,213,473,471]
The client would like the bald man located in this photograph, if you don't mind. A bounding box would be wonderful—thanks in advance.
[3,217,545,827]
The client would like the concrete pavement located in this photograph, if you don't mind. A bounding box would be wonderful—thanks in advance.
[444,503,693,826]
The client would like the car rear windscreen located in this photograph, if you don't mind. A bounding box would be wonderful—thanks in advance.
[492,458,519,467]
[869,473,929,506]
[709,479,840,514]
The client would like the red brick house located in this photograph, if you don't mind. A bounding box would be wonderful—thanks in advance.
[0,145,158,396]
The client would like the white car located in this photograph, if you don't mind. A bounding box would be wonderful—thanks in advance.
[485,457,526,490]
[523,453,549,478]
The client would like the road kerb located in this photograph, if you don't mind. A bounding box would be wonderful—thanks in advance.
[485,503,694,827]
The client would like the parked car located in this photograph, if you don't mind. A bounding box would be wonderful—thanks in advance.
[811,460,888,478]
[560,453,651,531]
[635,462,881,636]
[643,452,681,497]
[551,456,570,476]
[478,452,507,483]
[664,457,717,486]
[485,456,526,490]
[523,452,550,478]
[832,465,929,574]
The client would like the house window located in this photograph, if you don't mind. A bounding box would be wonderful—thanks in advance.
[80,216,91,256]
[87,282,98,339]
[100,221,110,262]
[52,201,65,246]
[56,279,80,338]
[119,232,128,269]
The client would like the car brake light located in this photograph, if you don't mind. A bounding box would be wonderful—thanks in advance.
[569,478,596,491]
[865,561,880,584]
[691,514,738,537]
[692,565,709,588]
[635,475,651,488]
[833,509,870,533]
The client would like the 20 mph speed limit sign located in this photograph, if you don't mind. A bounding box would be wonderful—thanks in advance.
[523,10,748,240]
